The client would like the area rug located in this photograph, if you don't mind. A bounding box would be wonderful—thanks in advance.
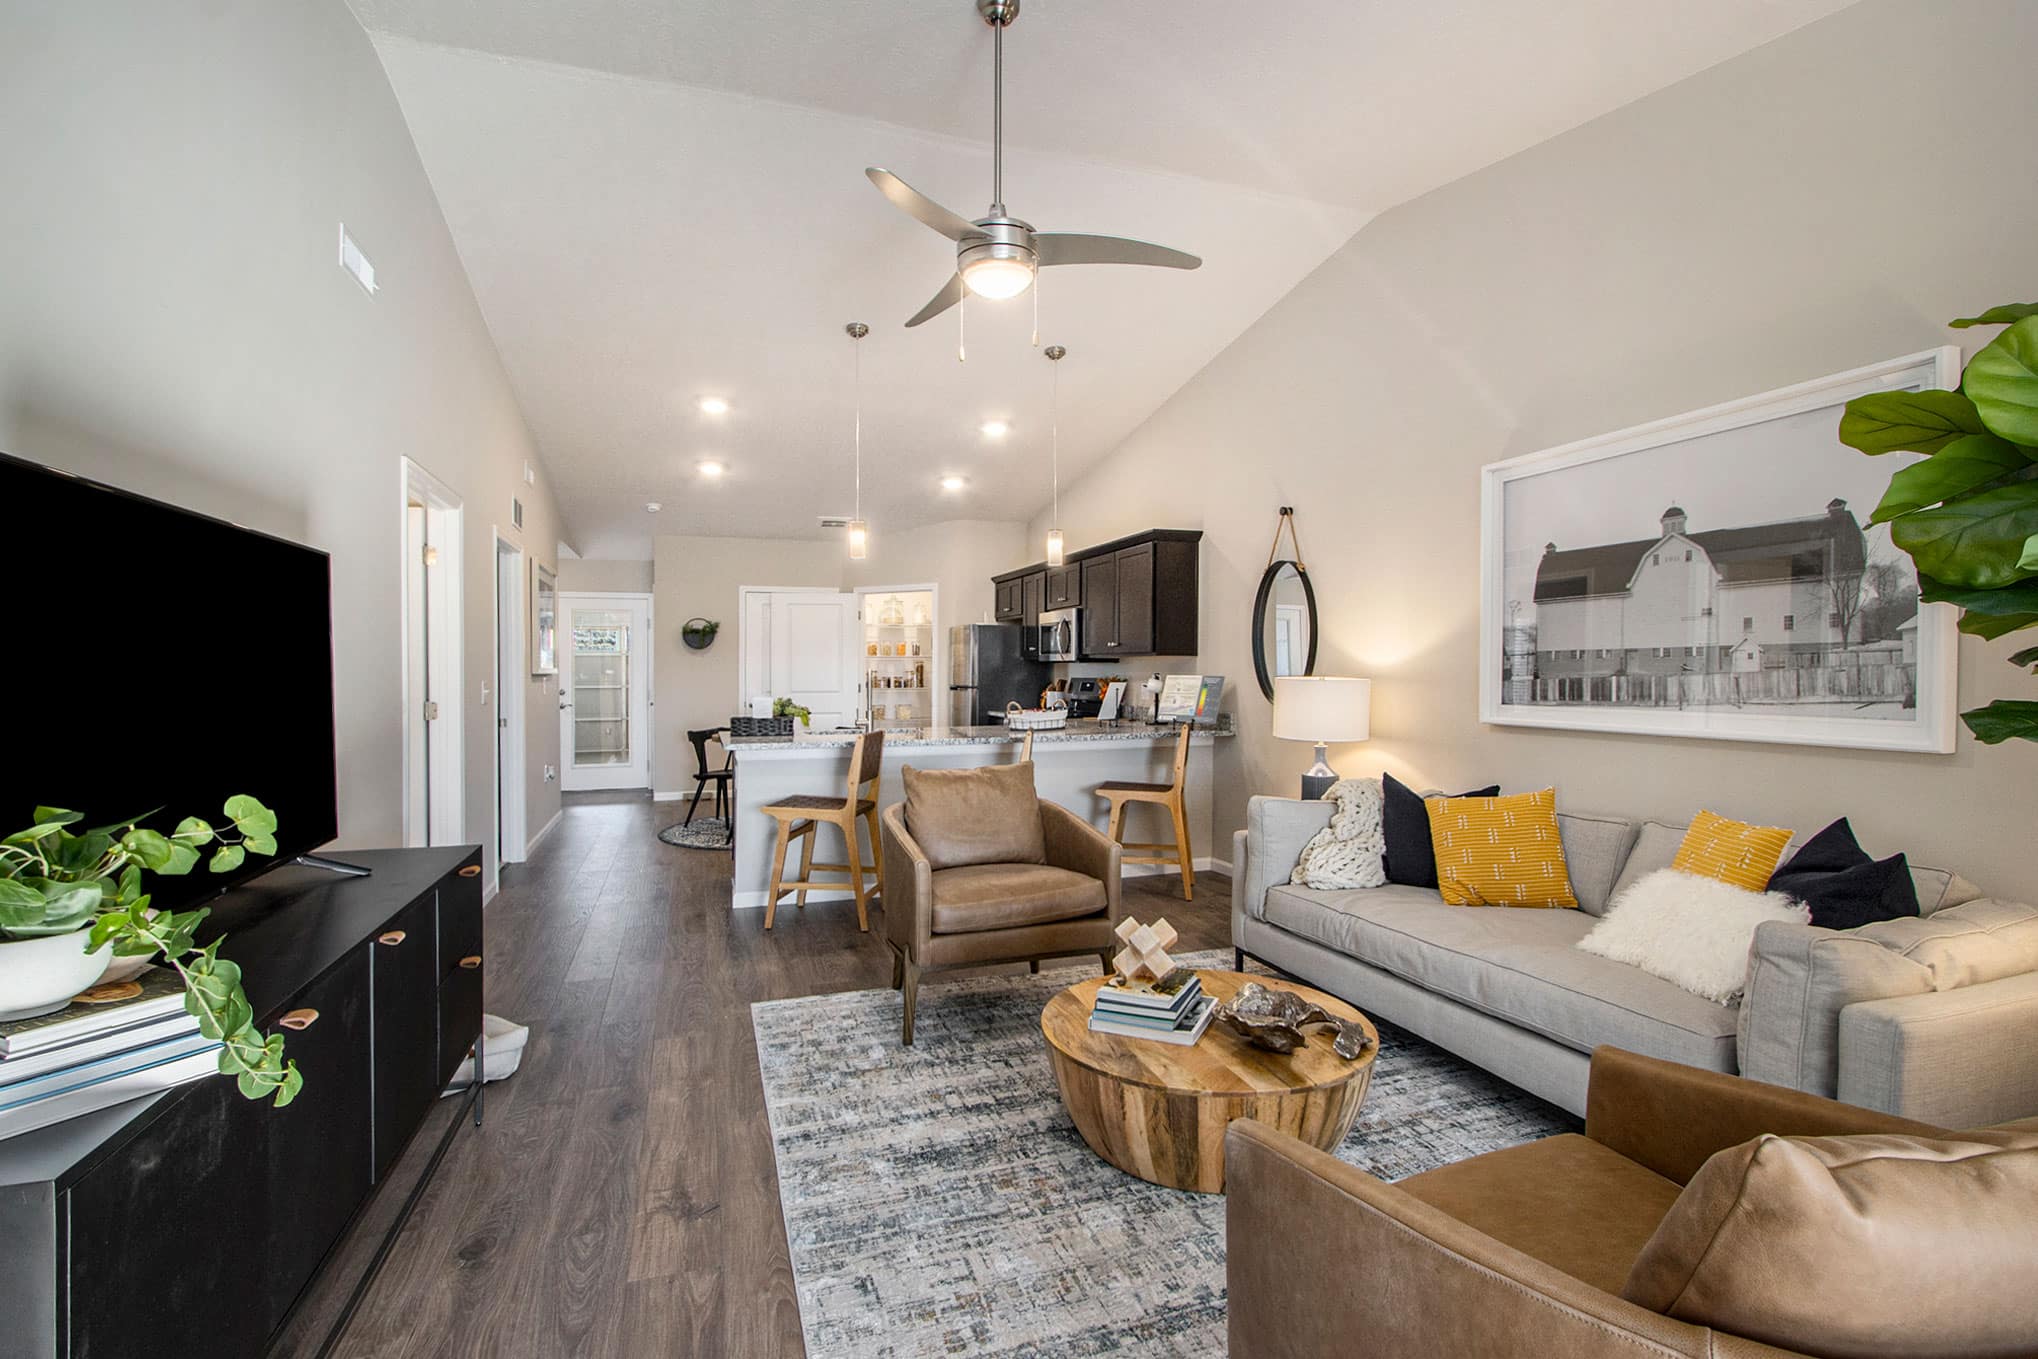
[752,949,1575,1357]
[656,816,731,849]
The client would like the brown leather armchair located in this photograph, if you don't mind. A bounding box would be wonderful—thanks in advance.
[880,760,1122,1043]
[1226,1047,2033,1358]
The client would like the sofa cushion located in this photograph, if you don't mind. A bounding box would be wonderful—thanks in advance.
[1401,1133,1683,1296]
[1737,922,1935,1096]
[1766,817,1919,930]
[1669,809,1795,892]
[1555,811,1640,917]
[1381,772,1497,888]
[1623,1128,2038,1359]
[1424,788,1578,908]
[1615,817,1979,918]
[903,761,1045,870]
[1260,884,1740,1071]
[928,863,1105,934]
[1853,897,2038,989]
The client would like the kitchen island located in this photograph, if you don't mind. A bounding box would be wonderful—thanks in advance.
[721,719,1231,910]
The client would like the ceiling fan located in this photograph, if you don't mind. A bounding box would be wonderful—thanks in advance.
[867,0,1202,328]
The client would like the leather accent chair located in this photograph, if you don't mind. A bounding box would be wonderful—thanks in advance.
[1226,1047,2034,1358]
[880,760,1122,1044]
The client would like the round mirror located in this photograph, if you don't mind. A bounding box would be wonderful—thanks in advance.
[1252,560,1318,700]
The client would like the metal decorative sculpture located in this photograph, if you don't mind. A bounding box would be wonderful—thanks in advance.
[1214,981,1374,1061]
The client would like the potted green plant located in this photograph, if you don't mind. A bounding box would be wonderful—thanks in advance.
[772,697,813,728]
[1840,302,2038,745]
[0,796,302,1105]
[681,617,720,650]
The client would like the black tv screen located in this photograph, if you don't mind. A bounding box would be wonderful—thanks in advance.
[0,451,339,910]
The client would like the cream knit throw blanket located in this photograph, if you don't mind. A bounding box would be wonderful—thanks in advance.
[1289,777,1387,890]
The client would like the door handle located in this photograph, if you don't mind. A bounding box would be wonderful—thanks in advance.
[378,930,407,946]
[459,955,482,970]
[279,1008,319,1031]
[459,864,481,878]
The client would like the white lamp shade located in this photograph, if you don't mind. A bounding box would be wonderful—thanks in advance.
[1272,676,1371,743]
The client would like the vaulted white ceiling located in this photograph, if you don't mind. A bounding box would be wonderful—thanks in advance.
[351,0,1856,558]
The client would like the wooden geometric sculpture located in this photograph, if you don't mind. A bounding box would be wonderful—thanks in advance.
[1111,915,1179,985]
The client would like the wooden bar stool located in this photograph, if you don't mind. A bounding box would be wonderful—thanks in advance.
[1098,723,1195,900]
[761,730,885,932]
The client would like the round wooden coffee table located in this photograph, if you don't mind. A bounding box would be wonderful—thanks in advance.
[1041,970,1378,1193]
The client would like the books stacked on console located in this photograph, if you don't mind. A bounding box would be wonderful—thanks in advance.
[1088,968,1216,1046]
[0,966,219,1140]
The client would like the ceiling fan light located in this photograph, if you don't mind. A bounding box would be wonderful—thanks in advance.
[1045,529,1064,568]
[959,252,1036,300]
[847,519,869,560]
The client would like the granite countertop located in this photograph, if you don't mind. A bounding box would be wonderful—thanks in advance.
[726,716,1234,752]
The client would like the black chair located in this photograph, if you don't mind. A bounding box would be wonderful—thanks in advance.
[684,727,735,832]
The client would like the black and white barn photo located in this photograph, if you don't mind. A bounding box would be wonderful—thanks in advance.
[1480,352,1961,753]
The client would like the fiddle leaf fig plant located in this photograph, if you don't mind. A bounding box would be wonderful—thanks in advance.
[0,796,301,1106]
[1840,303,2038,745]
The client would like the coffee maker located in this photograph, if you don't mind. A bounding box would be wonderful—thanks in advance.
[1062,675,1106,719]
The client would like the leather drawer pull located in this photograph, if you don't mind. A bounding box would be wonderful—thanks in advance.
[459,955,482,970]
[458,864,481,878]
[378,930,407,946]
[278,1008,319,1031]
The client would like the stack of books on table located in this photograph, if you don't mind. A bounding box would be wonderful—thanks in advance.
[0,966,220,1140]
[1088,968,1216,1046]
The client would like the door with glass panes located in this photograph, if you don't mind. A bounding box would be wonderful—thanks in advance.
[558,594,652,791]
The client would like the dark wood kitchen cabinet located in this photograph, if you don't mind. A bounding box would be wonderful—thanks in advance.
[1044,563,1080,609]
[1018,570,1047,660]
[993,575,1023,622]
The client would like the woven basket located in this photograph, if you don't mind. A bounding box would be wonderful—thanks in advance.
[730,716,795,737]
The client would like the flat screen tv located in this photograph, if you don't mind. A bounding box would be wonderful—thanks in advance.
[0,451,339,910]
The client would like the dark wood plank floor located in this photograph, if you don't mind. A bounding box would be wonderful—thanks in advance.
[278,792,1234,1359]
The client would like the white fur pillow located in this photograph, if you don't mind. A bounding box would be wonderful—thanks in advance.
[1290,778,1387,890]
[1578,868,1810,1005]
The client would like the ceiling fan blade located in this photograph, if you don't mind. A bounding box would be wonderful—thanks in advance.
[904,274,965,328]
[1035,233,1202,271]
[866,168,980,242]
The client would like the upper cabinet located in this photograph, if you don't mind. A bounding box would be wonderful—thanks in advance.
[1019,570,1047,660]
[994,529,1200,660]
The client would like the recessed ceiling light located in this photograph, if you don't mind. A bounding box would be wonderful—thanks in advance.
[645,501,662,513]
[979,419,1010,439]
[696,396,731,416]
[696,459,725,478]
[940,475,967,492]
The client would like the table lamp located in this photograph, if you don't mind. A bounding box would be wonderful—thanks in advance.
[1272,676,1371,800]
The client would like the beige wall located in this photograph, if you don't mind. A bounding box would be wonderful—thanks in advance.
[651,535,843,794]
[559,558,654,593]
[1026,0,2038,897]
[0,1,568,878]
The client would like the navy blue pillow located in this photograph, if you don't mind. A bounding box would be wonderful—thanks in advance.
[1382,771,1501,889]
[1766,817,1918,931]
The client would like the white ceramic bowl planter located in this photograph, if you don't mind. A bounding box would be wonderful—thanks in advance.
[0,930,112,1021]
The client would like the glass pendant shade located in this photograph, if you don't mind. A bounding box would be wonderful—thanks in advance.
[847,519,869,560]
[1045,529,1064,567]
[961,255,1036,300]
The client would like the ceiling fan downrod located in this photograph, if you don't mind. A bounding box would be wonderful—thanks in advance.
[978,0,1018,216]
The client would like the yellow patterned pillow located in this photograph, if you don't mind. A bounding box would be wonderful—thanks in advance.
[1670,809,1794,891]
[1424,788,1578,908]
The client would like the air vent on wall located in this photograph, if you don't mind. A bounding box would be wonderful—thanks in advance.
[817,515,852,529]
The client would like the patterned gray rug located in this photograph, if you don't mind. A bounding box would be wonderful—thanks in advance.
[657,816,731,849]
[752,949,1575,1357]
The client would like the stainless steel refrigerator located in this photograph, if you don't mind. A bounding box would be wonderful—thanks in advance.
[948,624,1050,726]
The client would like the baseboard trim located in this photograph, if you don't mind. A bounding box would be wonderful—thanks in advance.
[651,789,691,803]
[1121,856,1221,879]
[1205,855,1233,876]
[524,808,563,857]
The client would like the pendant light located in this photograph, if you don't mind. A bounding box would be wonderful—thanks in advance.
[1044,343,1066,567]
[845,321,870,559]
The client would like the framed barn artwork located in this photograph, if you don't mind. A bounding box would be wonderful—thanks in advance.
[1479,349,1961,753]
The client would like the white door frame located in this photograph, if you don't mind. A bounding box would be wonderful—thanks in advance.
[493,532,528,869]
[400,458,464,850]
[558,591,654,790]
[853,581,941,715]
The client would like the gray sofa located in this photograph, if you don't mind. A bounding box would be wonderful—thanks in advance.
[1232,796,2038,1126]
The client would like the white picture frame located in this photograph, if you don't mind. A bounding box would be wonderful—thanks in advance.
[1479,348,1962,754]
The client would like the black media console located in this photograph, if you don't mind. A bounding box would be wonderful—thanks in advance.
[0,846,485,1359]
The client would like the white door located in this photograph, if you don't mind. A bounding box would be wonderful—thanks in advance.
[744,590,859,730]
[494,538,528,863]
[559,594,652,790]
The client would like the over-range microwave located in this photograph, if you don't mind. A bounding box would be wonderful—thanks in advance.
[1038,607,1081,661]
